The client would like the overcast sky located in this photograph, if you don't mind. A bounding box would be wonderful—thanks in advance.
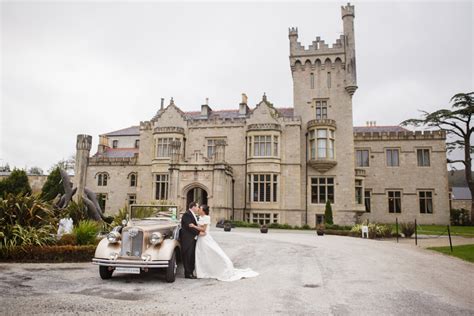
[1,0,473,173]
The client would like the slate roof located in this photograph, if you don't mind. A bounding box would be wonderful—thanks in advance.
[103,126,140,136]
[103,122,409,137]
[353,126,409,133]
[94,148,139,158]
[451,187,472,200]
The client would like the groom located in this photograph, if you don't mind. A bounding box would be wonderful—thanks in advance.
[180,201,200,279]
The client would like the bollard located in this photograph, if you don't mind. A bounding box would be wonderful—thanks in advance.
[447,225,453,252]
[396,218,399,243]
[414,219,417,245]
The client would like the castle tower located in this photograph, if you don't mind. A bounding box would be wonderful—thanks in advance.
[74,134,92,203]
[289,3,364,225]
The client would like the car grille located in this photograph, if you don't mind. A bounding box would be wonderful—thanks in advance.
[121,229,144,257]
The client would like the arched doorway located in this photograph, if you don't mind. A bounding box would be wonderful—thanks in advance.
[186,187,208,208]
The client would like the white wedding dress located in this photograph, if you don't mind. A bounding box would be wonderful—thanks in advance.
[195,215,258,281]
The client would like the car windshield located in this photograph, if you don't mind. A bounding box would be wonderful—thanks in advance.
[130,205,179,221]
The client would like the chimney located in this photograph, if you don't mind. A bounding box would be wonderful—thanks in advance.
[160,98,164,110]
[201,97,212,118]
[239,93,249,116]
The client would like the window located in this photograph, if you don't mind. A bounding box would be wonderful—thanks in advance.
[252,213,279,225]
[251,135,279,157]
[356,150,369,167]
[417,149,430,167]
[315,100,328,119]
[112,140,118,148]
[388,191,401,213]
[97,173,108,186]
[207,138,225,158]
[128,194,136,206]
[310,73,315,89]
[129,173,137,187]
[327,72,331,88]
[156,138,173,157]
[254,136,272,157]
[364,190,371,212]
[419,191,433,214]
[251,174,278,202]
[135,139,140,148]
[96,193,107,211]
[355,180,363,204]
[386,149,399,167]
[155,174,169,200]
[311,177,335,204]
[309,128,335,160]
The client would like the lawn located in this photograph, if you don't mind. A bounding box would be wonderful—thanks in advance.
[427,244,474,263]
[417,225,474,237]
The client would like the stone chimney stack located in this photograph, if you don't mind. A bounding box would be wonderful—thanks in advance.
[74,134,92,203]
[201,98,212,118]
[239,93,249,116]
[160,98,164,110]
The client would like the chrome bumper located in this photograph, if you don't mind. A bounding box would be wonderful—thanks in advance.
[92,258,170,268]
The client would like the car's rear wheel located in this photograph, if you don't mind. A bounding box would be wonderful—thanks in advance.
[99,266,114,279]
[165,251,177,283]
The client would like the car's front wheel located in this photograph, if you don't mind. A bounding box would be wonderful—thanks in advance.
[99,266,114,279]
[165,251,177,283]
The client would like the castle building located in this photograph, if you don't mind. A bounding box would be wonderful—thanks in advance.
[74,4,449,226]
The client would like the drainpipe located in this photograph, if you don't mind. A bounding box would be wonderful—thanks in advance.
[231,178,235,220]
[243,136,248,221]
[305,132,308,225]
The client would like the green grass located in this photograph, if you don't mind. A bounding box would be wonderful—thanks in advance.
[427,244,474,263]
[417,225,474,237]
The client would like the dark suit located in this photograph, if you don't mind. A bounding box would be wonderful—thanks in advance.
[180,210,200,277]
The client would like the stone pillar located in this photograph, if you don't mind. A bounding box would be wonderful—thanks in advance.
[168,140,181,204]
[74,134,92,203]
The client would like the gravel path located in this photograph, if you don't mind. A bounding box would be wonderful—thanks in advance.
[0,228,473,315]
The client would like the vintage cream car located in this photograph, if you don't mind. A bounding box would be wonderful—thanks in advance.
[92,205,181,282]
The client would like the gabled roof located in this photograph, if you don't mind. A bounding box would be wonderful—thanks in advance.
[353,126,409,133]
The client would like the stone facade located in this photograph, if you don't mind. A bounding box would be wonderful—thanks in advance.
[75,4,449,226]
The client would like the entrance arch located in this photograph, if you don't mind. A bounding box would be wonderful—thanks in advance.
[186,186,208,208]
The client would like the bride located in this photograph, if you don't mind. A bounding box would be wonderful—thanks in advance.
[189,205,258,282]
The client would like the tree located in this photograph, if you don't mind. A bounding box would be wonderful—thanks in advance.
[40,167,65,202]
[48,155,75,174]
[324,200,333,225]
[28,166,44,175]
[401,92,473,223]
[0,169,32,197]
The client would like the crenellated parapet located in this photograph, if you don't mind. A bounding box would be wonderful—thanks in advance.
[89,156,138,166]
[140,121,152,131]
[354,130,446,141]
[289,27,346,62]
[153,126,185,135]
[247,123,282,132]
[188,117,246,128]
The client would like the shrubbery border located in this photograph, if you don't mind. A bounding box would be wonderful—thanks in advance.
[0,245,96,263]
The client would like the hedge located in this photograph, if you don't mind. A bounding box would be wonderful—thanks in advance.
[0,245,96,263]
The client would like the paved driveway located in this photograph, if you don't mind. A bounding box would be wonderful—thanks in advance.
[0,228,473,315]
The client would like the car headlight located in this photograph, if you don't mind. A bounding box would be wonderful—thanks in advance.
[150,232,163,245]
[107,231,121,244]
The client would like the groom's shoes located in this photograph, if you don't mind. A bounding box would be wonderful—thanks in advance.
[185,275,197,279]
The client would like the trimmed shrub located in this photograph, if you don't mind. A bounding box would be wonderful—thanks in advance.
[73,220,101,245]
[351,223,393,238]
[324,201,333,225]
[0,245,96,262]
[0,169,32,197]
[40,167,65,202]
[400,222,416,238]
[56,233,77,246]
[231,221,259,228]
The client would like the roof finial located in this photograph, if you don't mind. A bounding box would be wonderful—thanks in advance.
[262,92,267,102]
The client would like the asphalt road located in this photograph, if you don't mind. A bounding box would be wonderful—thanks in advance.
[0,228,473,315]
